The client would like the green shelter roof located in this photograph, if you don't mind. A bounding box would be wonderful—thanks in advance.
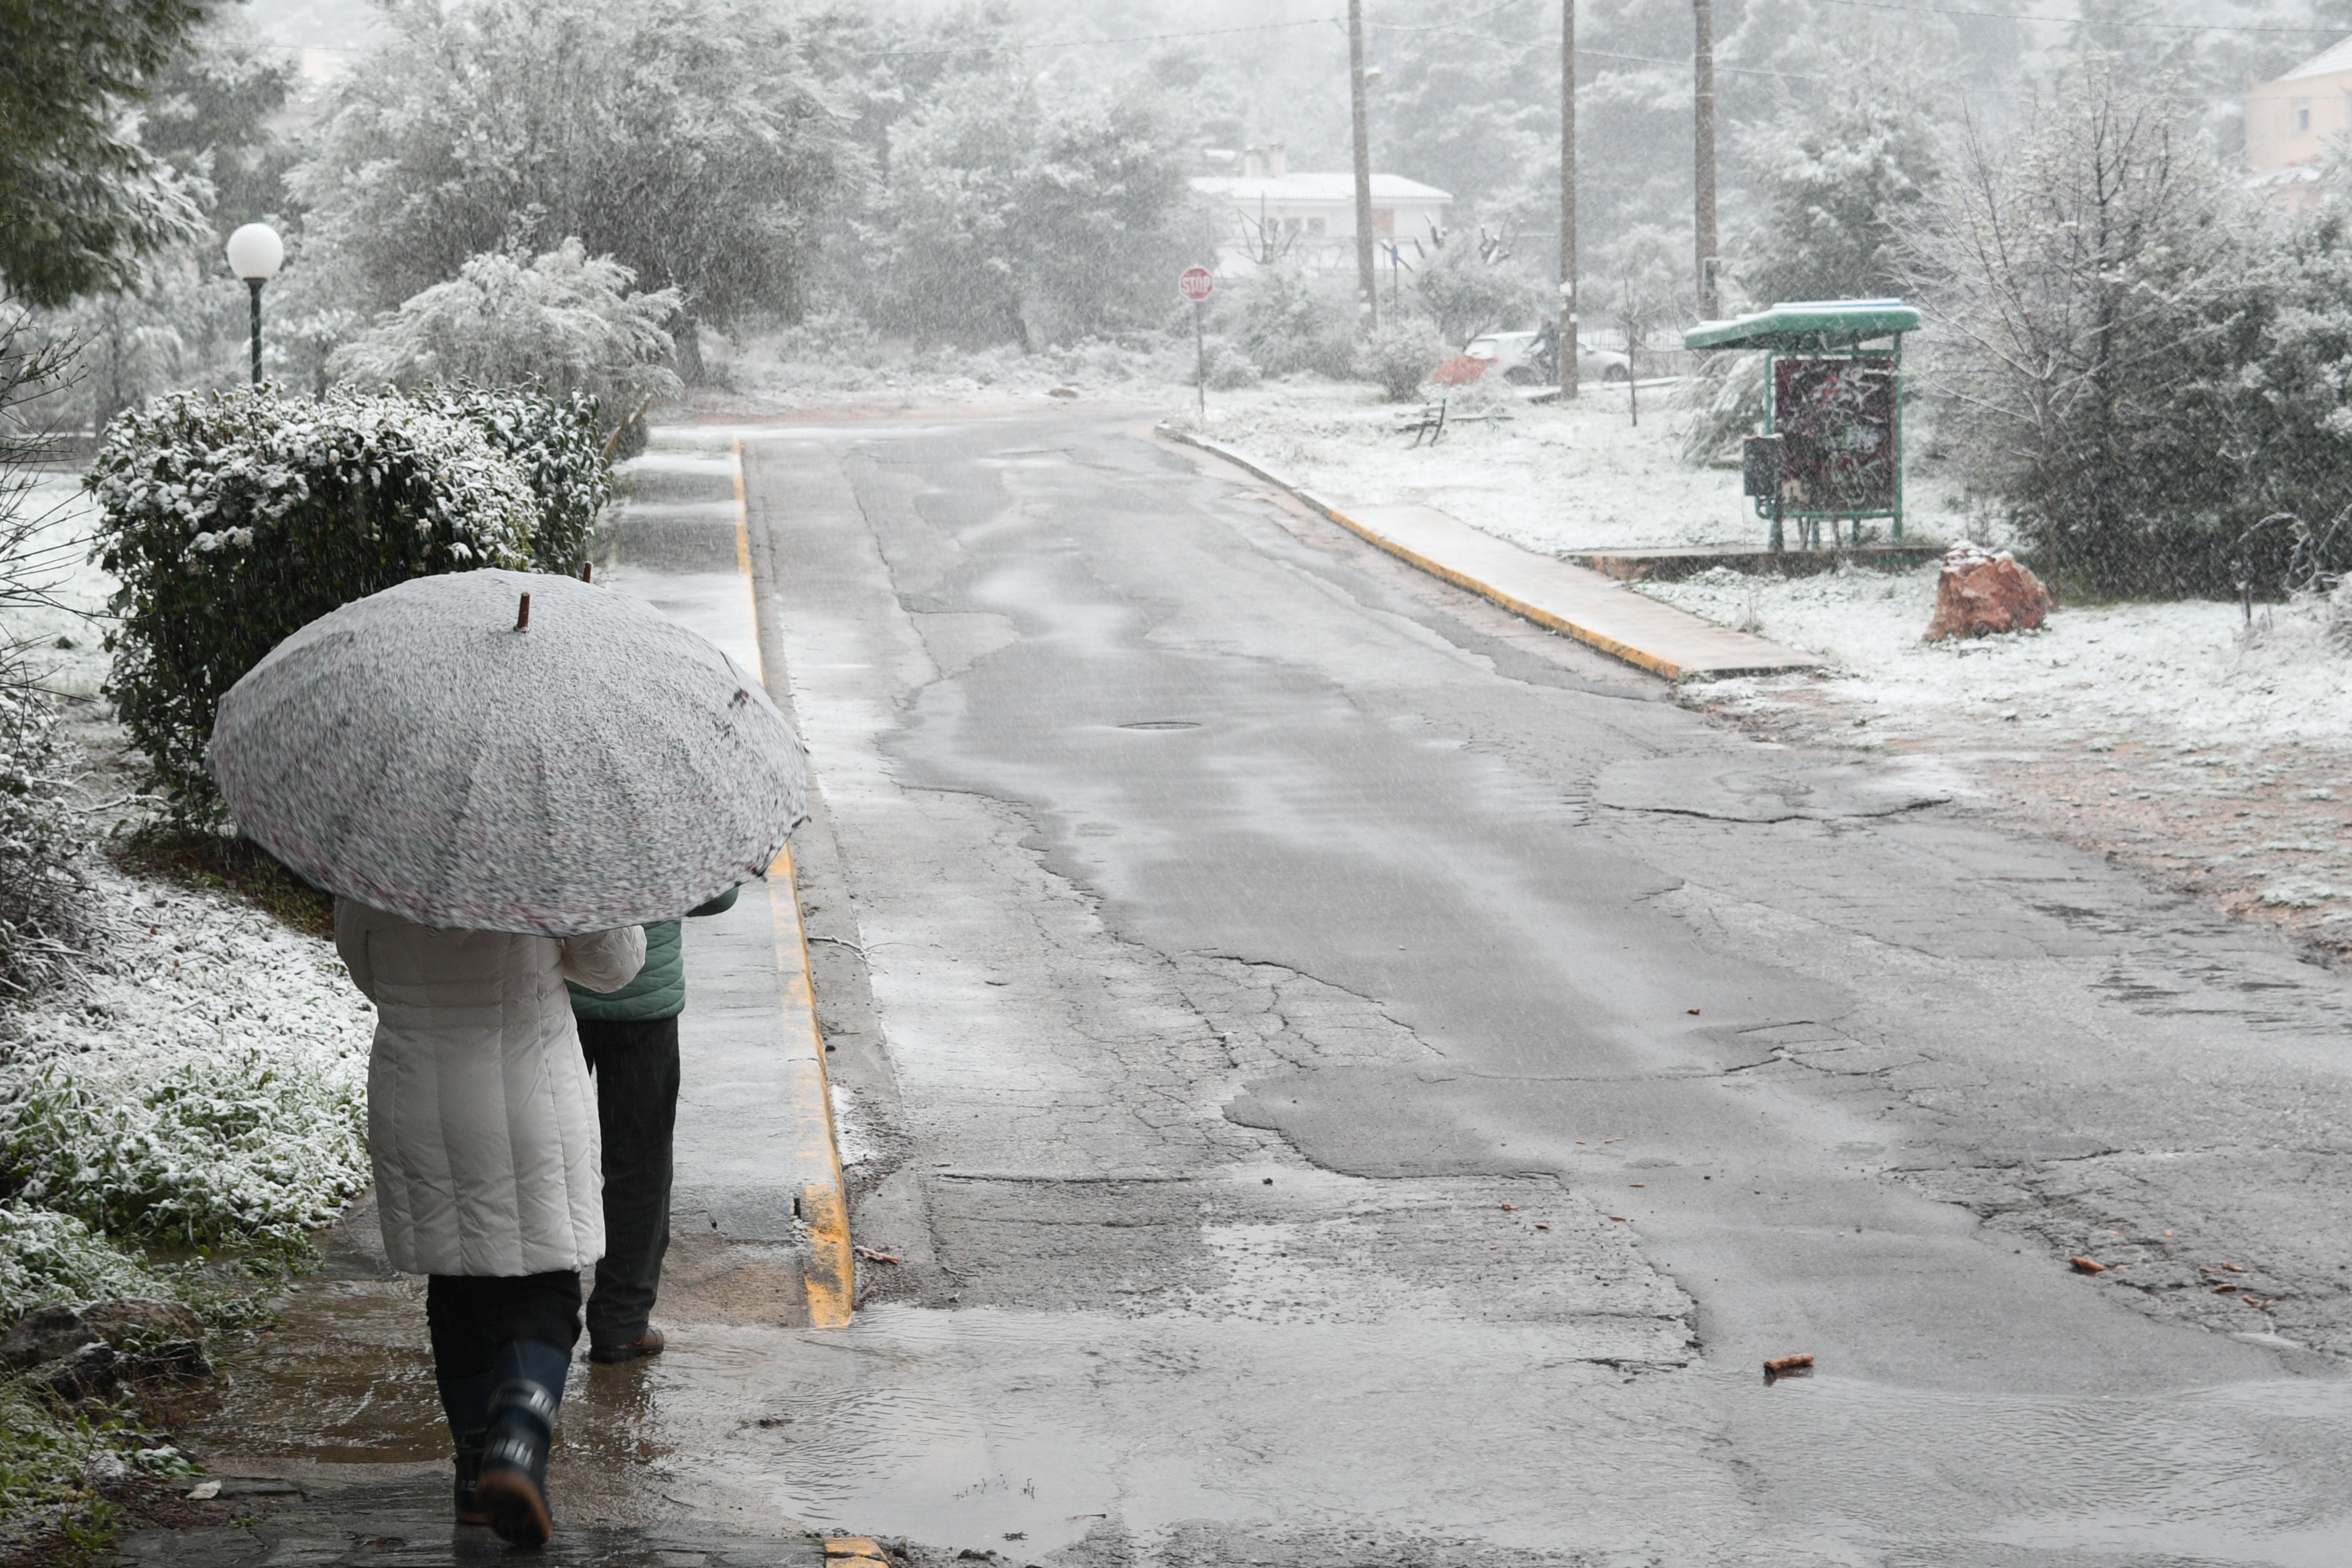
[1682,299,1922,351]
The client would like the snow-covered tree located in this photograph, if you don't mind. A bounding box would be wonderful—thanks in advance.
[1912,57,2261,595]
[331,239,681,444]
[1738,74,1942,305]
[293,0,844,376]
[0,0,203,306]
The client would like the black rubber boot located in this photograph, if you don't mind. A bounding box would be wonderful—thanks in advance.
[475,1340,568,1547]
[435,1370,495,1526]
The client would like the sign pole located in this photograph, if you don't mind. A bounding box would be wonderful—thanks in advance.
[1178,266,1216,424]
[1194,301,1206,421]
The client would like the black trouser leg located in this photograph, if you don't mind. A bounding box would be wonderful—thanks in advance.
[577,1015,680,1350]
[424,1271,583,1379]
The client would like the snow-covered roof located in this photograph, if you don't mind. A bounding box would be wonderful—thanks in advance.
[1190,173,1453,205]
[2277,35,2352,82]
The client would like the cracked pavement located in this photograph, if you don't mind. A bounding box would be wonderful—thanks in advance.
[736,410,2352,1567]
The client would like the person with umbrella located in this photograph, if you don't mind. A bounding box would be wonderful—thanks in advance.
[209,570,808,1547]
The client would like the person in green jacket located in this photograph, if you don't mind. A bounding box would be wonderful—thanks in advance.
[566,887,737,1364]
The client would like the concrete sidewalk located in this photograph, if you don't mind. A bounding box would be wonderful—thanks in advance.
[1163,427,1825,681]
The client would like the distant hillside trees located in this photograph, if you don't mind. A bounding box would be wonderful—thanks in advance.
[859,72,1192,349]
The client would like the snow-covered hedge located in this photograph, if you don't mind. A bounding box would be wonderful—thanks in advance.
[0,875,372,1253]
[90,384,607,818]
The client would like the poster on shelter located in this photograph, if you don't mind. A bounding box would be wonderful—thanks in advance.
[1774,356,1896,514]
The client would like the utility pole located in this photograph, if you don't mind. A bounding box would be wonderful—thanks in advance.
[1559,0,1578,399]
[1693,0,1719,319]
[1349,0,1379,332]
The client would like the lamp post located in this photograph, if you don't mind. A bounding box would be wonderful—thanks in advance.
[224,223,284,387]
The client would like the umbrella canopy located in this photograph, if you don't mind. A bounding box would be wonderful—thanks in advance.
[208,569,807,937]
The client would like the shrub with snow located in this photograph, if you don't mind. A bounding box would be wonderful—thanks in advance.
[1229,263,1355,380]
[89,384,604,820]
[1356,317,1449,403]
[329,238,681,453]
[0,874,372,1252]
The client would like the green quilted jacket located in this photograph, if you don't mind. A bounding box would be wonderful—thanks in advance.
[566,886,739,1022]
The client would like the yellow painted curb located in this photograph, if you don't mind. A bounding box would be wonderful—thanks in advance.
[1159,424,1821,681]
[733,439,855,1329]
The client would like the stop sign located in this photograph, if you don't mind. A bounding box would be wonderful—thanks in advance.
[1178,266,1215,303]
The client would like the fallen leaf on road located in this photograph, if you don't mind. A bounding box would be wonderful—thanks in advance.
[1500,1202,1517,1211]
[2070,1257,2106,1274]
[1630,1182,1645,1188]
[2214,1283,2239,1293]
[2221,1262,2245,1272]
[1764,1353,1814,1375]
[1535,1223,1551,1230]
[855,1247,902,1265]
[1687,1008,1701,1015]
[1607,1214,1629,1222]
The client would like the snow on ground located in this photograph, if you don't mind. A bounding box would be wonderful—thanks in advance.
[1641,566,2352,755]
[0,868,374,1269]
[1640,565,2352,947]
[1189,377,1975,555]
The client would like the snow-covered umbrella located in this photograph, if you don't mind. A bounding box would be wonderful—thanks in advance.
[206,568,807,937]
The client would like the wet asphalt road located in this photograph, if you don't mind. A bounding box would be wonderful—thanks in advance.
[748,410,2352,1567]
[131,409,2352,1568]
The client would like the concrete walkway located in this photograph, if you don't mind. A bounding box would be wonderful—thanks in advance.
[1163,428,1825,680]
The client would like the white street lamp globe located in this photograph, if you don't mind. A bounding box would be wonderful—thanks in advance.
[225,223,284,282]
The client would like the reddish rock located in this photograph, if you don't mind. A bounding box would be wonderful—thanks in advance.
[1431,354,1489,386]
[1925,543,2053,640]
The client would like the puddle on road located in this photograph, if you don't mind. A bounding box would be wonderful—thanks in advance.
[193,1278,2352,1563]
[1737,1369,2352,1565]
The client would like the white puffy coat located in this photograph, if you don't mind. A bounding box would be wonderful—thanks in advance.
[334,900,645,1278]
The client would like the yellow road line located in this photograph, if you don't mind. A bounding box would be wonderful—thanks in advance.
[730,437,854,1329]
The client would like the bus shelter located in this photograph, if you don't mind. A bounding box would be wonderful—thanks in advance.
[1683,299,1921,550]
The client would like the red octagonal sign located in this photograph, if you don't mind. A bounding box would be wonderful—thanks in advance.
[1178,266,1215,303]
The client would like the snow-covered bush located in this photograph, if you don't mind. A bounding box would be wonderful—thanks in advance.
[1357,317,1449,402]
[330,238,681,451]
[1413,236,1545,348]
[410,383,612,576]
[0,875,372,1250]
[1197,339,1262,390]
[0,1209,160,1321]
[89,385,601,819]
[1229,263,1354,379]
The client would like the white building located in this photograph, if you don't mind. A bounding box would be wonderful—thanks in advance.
[1190,144,1453,276]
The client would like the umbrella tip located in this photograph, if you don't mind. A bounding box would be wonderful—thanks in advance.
[516,592,531,631]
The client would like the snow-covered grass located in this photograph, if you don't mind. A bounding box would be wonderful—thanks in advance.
[1185,377,1978,555]
[1640,564,2352,944]
[1641,566,2352,755]
[0,869,374,1259]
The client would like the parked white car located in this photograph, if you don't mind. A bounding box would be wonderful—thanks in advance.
[1463,329,1633,385]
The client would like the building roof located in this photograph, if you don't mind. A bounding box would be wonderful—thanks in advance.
[1190,173,1454,205]
[2277,34,2352,82]
[1684,299,1921,351]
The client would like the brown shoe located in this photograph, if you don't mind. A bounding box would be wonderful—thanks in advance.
[588,1327,665,1365]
